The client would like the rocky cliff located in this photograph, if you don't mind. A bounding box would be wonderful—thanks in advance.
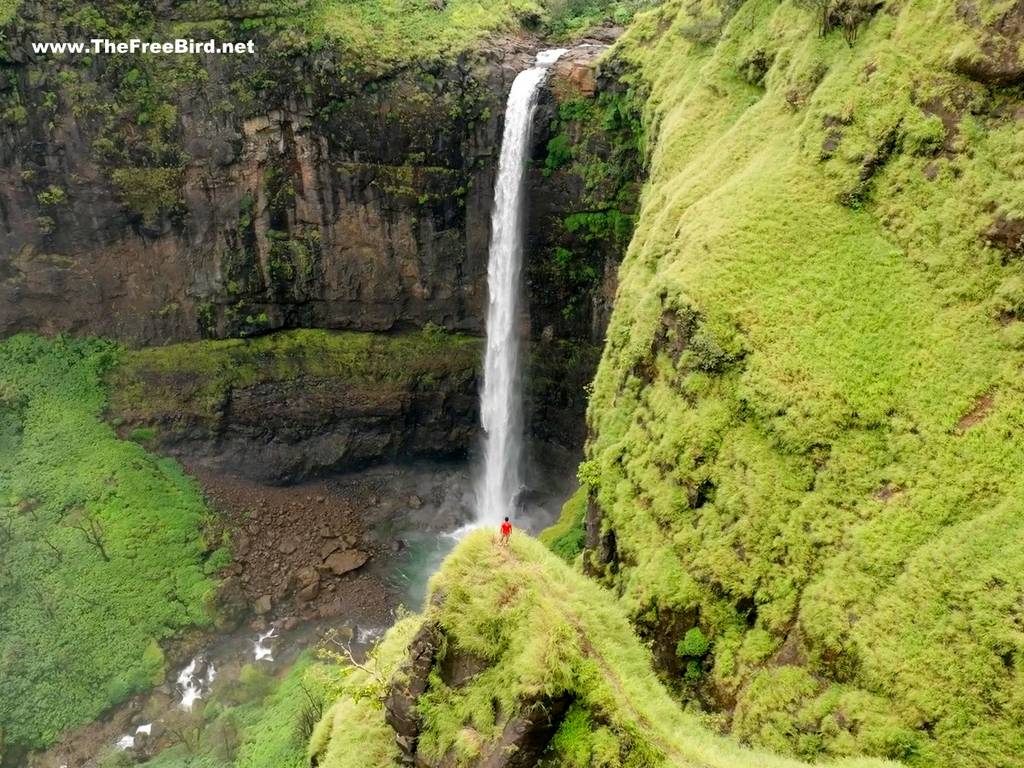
[577,0,1024,765]
[0,1,640,450]
[105,328,482,482]
[307,532,893,768]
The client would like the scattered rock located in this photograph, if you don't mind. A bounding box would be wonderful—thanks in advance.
[254,594,273,615]
[279,539,298,555]
[324,549,370,576]
[318,600,345,620]
[211,575,247,631]
[293,566,321,603]
[320,538,343,560]
[408,495,423,509]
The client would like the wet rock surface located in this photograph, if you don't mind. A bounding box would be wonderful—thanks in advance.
[0,13,534,343]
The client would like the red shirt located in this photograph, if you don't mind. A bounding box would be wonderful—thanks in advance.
[501,521,512,536]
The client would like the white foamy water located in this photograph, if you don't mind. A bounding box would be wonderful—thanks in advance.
[356,625,385,645]
[115,734,135,751]
[443,521,481,541]
[176,657,213,711]
[136,723,152,736]
[475,49,568,527]
[254,627,278,662]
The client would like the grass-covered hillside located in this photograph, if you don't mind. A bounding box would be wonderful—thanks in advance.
[1,0,644,70]
[0,335,224,756]
[578,0,1024,765]
[310,531,895,768]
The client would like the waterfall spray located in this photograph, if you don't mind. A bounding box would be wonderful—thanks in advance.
[475,49,567,527]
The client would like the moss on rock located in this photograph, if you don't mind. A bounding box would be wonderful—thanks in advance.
[309,532,895,768]
[581,0,1024,764]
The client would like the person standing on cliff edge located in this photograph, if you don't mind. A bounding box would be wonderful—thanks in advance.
[500,517,512,546]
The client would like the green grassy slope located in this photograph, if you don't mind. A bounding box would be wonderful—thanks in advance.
[0,335,222,754]
[579,1,1024,765]
[310,532,895,768]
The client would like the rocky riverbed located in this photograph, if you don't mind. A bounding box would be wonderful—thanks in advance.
[30,445,578,768]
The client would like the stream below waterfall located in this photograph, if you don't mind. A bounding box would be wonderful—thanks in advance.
[36,448,577,768]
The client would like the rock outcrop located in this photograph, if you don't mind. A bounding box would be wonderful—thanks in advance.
[105,329,481,483]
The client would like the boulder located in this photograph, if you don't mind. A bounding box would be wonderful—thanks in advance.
[324,549,369,576]
[211,575,247,631]
[293,566,321,603]
[279,538,298,555]
[320,538,343,560]
[254,594,273,615]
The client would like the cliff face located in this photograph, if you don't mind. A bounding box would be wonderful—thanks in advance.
[0,5,633,347]
[105,329,482,483]
[0,6,524,343]
[0,3,641,452]
[579,1,1024,765]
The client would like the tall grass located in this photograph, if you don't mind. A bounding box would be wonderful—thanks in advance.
[0,335,221,752]
[581,0,1024,763]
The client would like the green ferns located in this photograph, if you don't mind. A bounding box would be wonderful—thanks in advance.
[310,532,894,768]
[0,335,220,753]
[581,0,1024,765]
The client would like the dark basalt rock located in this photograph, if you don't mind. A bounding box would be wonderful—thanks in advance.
[384,622,442,765]
[1,6,638,452]
[110,365,480,484]
[384,617,573,768]
[953,0,1024,86]
[474,694,573,768]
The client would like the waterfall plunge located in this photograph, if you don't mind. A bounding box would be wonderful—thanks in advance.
[475,49,567,527]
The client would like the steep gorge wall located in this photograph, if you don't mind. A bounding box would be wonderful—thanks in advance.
[578,1,1024,766]
[0,3,526,343]
[0,3,642,459]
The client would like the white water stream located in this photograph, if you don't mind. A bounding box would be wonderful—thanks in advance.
[475,48,567,527]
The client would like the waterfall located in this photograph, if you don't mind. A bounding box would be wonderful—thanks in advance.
[475,49,567,527]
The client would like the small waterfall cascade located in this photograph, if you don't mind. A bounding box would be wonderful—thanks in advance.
[475,48,567,526]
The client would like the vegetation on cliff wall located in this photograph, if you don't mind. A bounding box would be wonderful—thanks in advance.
[107,327,481,431]
[309,532,893,768]
[579,0,1024,765]
[0,335,222,755]
[312,0,641,67]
